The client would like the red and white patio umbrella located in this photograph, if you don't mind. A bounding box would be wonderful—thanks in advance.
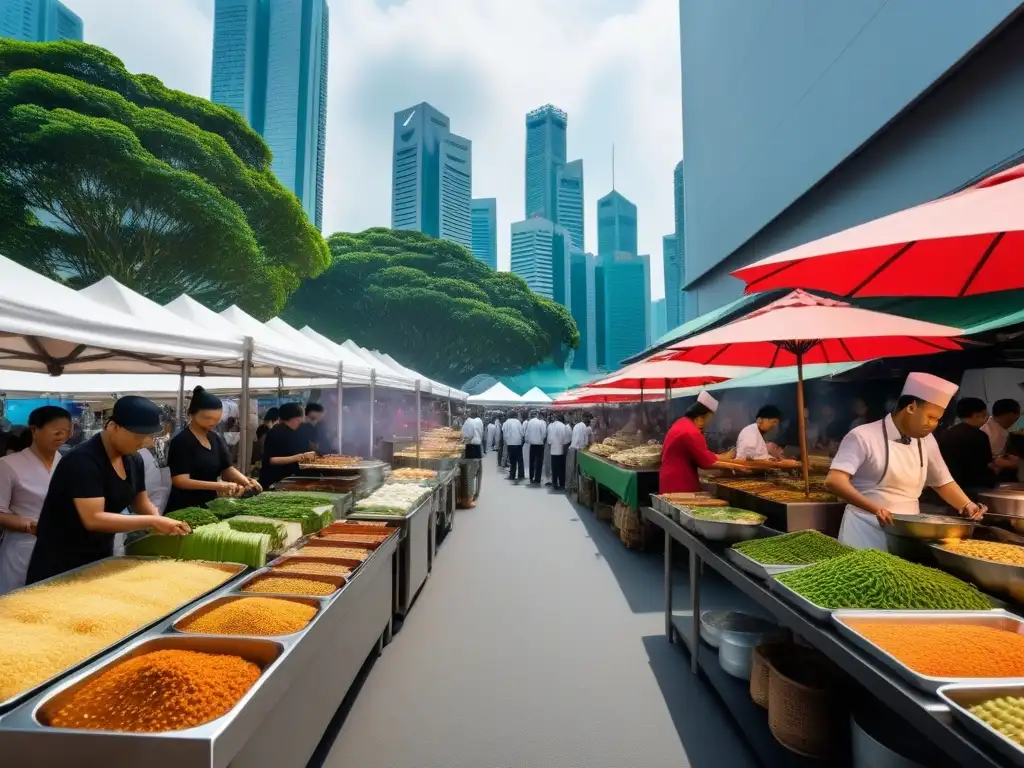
[731,162,1024,298]
[659,290,963,492]
[584,359,751,391]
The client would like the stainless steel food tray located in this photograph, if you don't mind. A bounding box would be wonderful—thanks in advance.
[232,568,346,599]
[938,683,1024,767]
[171,594,324,639]
[0,556,247,716]
[930,543,1024,604]
[833,610,1024,694]
[690,515,766,543]
[724,546,812,579]
[767,577,835,622]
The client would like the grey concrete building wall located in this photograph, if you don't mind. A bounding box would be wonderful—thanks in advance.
[679,0,1023,316]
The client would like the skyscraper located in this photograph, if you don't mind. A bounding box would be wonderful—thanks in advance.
[673,160,688,320]
[651,298,668,341]
[556,159,584,252]
[391,103,473,251]
[510,218,571,307]
[663,233,683,329]
[211,0,329,230]
[602,252,651,367]
[1,0,82,42]
[597,190,638,258]
[524,105,567,220]
[569,250,597,372]
[470,198,497,269]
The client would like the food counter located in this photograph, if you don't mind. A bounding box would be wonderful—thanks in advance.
[576,451,659,510]
[0,531,400,768]
[642,506,1010,768]
[346,490,434,617]
[711,477,846,537]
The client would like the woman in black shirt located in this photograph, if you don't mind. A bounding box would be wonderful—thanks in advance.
[166,387,260,513]
[259,402,315,489]
[26,396,190,583]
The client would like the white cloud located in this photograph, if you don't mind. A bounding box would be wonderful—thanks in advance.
[63,0,681,297]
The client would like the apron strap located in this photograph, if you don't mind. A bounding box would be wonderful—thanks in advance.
[882,417,924,480]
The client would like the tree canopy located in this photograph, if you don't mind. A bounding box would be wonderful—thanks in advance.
[283,228,580,383]
[0,40,329,315]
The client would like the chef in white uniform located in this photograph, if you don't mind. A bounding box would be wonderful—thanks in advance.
[735,405,783,460]
[825,373,985,551]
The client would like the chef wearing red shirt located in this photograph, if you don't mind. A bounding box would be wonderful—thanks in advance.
[660,391,747,493]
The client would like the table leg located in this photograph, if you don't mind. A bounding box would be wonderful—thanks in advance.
[689,547,701,675]
[664,528,673,642]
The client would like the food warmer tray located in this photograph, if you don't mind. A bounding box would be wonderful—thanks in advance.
[930,543,1024,604]
[938,683,1024,767]
[0,531,400,767]
[833,610,1024,694]
[690,514,766,544]
[724,546,812,580]
[0,556,247,717]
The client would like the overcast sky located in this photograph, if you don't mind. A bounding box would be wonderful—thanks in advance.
[63,0,682,299]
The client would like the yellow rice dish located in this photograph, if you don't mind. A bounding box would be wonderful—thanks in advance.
[0,559,233,702]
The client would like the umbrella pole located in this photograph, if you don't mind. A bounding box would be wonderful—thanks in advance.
[796,351,810,497]
[664,379,670,425]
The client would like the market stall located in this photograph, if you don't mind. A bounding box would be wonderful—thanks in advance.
[0,523,399,767]
[642,497,1024,768]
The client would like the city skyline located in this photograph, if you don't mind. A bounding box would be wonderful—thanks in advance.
[60,0,680,299]
[1,0,82,42]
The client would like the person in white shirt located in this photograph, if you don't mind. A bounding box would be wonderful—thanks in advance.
[502,411,525,481]
[524,411,548,484]
[461,410,484,459]
[981,398,1020,458]
[735,405,784,461]
[486,418,499,453]
[546,414,572,489]
[825,372,986,551]
[566,413,592,493]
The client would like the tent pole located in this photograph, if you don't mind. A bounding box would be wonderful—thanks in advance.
[239,338,253,474]
[796,350,810,497]
[276,372,283,407]
[369,370,376,459]
[336,362,344,455]
[415,380,422,468]
[175,365,185,433]
[664,378,670,425]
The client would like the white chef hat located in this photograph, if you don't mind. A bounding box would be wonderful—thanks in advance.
[697,390,719,412]
[901,372,958,409]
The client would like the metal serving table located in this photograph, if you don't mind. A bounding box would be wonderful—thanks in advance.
[642,506,1008,768]
[712,483,845,537]
[0,532,400,768]
[348,495,433,617]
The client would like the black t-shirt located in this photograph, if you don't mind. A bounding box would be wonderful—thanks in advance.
[258,424,307,488]
[27,434,147,583]
[165,428,232,513]
[937,422,997,492]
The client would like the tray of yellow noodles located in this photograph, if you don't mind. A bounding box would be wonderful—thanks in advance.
[0,556,244,713]
[608,442,663,469]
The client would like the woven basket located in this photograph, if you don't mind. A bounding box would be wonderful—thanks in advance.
[768,647,849,758]
[578,477,596,508]
[595,502,614,522]
[750,642,791,709]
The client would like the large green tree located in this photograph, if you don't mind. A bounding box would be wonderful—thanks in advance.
[283,228,580,383]
[0,40,329,315]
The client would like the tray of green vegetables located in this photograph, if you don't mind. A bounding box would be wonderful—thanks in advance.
[128,520,272,567]
[165,507,219,529]
[726,530,853,579]
[769,549,995,622]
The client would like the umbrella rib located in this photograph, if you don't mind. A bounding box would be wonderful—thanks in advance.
[744,261,797,292]
[959,232,1004,297]
[915,337,960,352]
[838,338,855,362]
[769,345,781,368]
[848,241,917,296]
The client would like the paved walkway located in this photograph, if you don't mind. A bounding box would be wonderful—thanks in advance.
[320,458,758,768]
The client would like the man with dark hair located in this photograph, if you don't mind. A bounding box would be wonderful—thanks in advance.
[260,402,316,488]
[297,402,328,454]
[826,373,986,550]
[524,411,547,485]
[938,398,1017,493]
[660,392,748,493]
[502,410,525,482]
[735,405,784,461]
[982,398,1021,458]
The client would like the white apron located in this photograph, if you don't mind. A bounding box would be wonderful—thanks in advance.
[838,419,927,551]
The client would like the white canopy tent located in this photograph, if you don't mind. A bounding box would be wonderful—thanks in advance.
[520,386,553,405]
[0,255,243,375]
[339,340,412,391]
[265,318,373,387]
[374,351,468,400]
[467,382,522,406]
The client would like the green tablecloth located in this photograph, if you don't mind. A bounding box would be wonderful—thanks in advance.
[576,452,659,509]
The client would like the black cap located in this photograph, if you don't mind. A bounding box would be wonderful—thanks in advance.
[111,396,164,436]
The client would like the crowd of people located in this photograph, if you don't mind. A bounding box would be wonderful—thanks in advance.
[0,388,336,596]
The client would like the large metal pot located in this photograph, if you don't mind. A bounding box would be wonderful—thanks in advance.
[708,612,786,680]
[980,489,1024,519]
